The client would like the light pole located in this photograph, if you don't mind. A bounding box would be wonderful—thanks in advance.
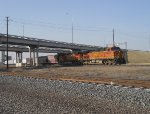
[66,12,74,43]
[113,28,115,46]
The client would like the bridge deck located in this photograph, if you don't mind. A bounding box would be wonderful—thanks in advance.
[0,33,102,51]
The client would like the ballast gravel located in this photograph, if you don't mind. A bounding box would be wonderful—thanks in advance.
[0,75,150,114]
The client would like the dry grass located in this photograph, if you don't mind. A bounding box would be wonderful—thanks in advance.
[128,50,150,63]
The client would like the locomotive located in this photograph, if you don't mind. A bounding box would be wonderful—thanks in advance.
[56,53,83,65]
[56,46,126,65]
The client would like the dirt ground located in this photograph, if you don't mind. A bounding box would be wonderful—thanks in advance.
[0,64,150,88]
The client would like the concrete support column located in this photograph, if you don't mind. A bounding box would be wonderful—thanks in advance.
[18,52,23,63]
[16,52,23,63]
[16,52,23,67]
[29,46,32,66]
[0,51,5,64]
[33,49,35,66]
[20,52,23,63]
[36,47,39,67]
[29,46,37,67]
[2,51,5,64]
[16,52,18,63]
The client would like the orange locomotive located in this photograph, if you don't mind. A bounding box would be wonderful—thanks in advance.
[57,53,83,65]
[83,46,126,65]
[57,46,126,65]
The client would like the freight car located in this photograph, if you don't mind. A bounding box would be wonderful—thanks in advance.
[57,46,126,65]
[37,55,58,65]
[25,55,58,66]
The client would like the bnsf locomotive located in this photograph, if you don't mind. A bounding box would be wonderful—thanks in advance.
[56,46,126,65]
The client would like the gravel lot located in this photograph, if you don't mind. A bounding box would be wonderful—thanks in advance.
[0,75,150,114]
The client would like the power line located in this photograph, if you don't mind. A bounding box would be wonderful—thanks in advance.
[11,17,110,30]
[11,20,71,30]
[12,20,112,32]
[10,18,112,32]
[2,17,149,41]
[115,30,149,39]
[11,17,71,28]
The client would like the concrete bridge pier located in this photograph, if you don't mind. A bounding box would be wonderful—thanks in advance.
[29,46,39,67]
[0,51,5,65]
[16,51,23,67]
[33,49,35,66]
[36,47,39,67]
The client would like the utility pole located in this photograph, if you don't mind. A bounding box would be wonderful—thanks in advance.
[66,12,74,43]
[113,28,115,46]
[72,23,74,43]
[6,17,9,70]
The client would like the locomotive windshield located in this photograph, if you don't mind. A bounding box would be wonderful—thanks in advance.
[111,47,121,51]
[106,46,121,51]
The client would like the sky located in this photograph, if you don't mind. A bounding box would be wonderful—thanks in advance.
[0,0,150,51]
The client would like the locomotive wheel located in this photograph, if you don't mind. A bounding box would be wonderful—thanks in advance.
[113,58,122,65]
[102,60,105,64]
[118,59,121,65]
[105,60,109,65]
[109,60,113,65]
[102,59,107,65]
[114,58,118,65]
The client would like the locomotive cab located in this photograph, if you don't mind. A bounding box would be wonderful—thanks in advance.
[102,46,126,65]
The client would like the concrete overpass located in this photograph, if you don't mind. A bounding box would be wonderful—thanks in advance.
[0,33,102,51]
[0,33,102,66]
